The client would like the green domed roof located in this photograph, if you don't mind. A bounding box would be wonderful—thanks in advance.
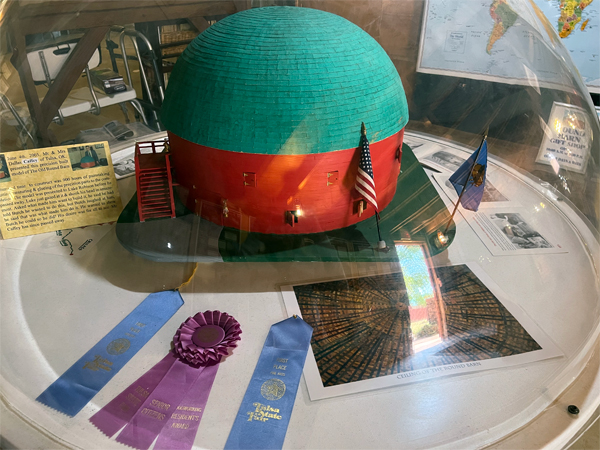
[161,6,408,155]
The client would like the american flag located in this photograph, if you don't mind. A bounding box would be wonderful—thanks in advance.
[355,123,378,210]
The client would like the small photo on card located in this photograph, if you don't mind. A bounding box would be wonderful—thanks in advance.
[0,154,11,183]
[424,150,466,172]
[462,208,567,256]
[67,143,109,171]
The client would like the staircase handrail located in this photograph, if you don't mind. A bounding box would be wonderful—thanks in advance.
[164,153,176,218]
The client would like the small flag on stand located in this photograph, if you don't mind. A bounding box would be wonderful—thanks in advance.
[355,123,386,249]
[435,132,489,249]
[355,123,378,211]
[448,137,488,212]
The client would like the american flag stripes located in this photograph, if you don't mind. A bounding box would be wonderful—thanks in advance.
[355,123,378,210]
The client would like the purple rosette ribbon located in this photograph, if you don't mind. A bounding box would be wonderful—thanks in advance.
[173,310,241,365]
[90,311,241,450]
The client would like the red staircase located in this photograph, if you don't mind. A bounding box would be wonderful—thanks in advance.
[135,140,176,222]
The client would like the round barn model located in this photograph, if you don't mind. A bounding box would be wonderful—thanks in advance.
[160,6,409,235]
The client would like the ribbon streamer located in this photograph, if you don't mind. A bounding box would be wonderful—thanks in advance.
[116,358,207,449]
[36,291,184,417]
[225,316,313,450]
[89,353,177,436]
[91,310,241,450]
[154,363,218,450]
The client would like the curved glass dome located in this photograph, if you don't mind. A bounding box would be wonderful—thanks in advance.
[0,1,599,450]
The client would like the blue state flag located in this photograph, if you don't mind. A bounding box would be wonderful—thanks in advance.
[449,139,488,211]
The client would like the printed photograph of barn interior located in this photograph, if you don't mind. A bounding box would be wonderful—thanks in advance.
[293,245,542,388]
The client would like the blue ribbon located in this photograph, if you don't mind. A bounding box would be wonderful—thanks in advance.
[36,290,184,416]
[225,316,313,450]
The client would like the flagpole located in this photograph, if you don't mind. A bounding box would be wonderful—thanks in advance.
[355,122,388,250]
[375,211,386,249]
[442,131,488,235]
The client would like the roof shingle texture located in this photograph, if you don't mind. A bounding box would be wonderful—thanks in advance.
[161,6,408,155]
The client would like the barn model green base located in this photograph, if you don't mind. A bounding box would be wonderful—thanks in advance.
[116,144,455,262]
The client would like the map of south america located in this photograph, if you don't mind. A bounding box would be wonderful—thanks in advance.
[419,0,599,90]
[487,0,519,53]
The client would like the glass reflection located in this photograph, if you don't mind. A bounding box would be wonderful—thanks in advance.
[396,244,444,353]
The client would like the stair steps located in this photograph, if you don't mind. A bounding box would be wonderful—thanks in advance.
[134,140,176,222]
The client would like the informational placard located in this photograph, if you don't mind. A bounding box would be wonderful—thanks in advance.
[0,142,122,239]
[536,102,592,174]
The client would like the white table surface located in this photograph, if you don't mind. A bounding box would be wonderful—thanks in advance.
[1,132,599,449]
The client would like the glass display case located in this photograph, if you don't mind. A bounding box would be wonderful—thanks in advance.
[1,1,599,449]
